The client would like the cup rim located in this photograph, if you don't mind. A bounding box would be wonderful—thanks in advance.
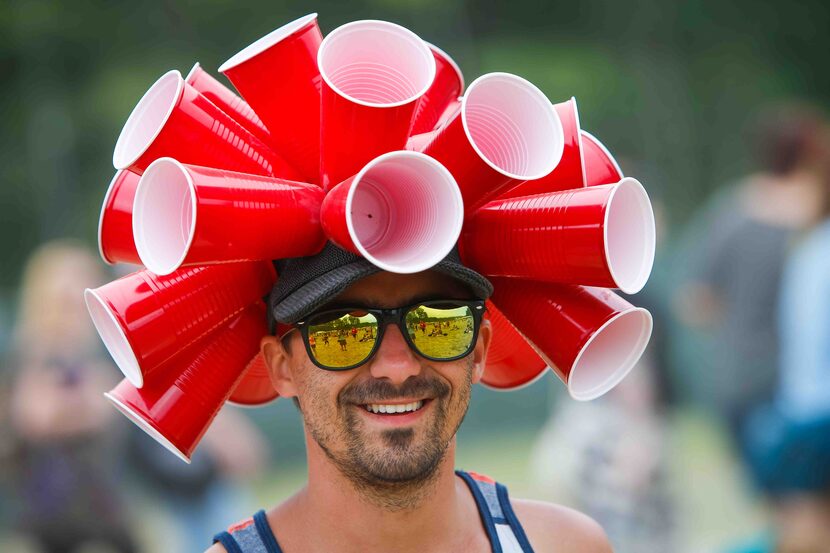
[461,72,564,181]
[219,13,319,73]
[480,363,548,391]
[132,157,198,276]
[567,306,653,401]
[602,177,656,294]
[97,170,129,265]
[581,130,624,181]
[318,19,436,109]
[345,150,463,273]
[566,97,588,188]
[105,392,192,464]
[113,70,184,170]
[184,61,201,84]
[85,288,143,387]
[425,41,465,92]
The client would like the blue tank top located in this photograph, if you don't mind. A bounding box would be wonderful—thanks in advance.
[213,470,534,552]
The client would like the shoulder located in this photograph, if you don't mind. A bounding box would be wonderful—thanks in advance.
[204,543,227,553]
[510,498,612,553]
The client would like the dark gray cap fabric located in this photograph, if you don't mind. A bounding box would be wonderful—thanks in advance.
[269,241,493,325]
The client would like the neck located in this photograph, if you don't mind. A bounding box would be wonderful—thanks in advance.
[291,434,471,552]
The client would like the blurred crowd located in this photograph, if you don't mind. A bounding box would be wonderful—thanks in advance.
[0,244,269,552]
[530,102,830,553]
[1,101,830,553]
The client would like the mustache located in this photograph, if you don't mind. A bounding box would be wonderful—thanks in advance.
[340,376,450,405]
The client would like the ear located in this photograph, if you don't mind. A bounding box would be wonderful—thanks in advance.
[470,317,492,385]
[261,333,299,398]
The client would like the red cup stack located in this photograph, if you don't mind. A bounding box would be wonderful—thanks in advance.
[490,279,653,401]
[112,70,299,179]
[318,20,436,190]
[461,178,656,294]
[219,14,324,183]
[421,72,564,212]
[480,301,548,390]
[89,15,659,463]
[184,62,274,150]
[105,303,268,462]
[85,262,275,388]
[132,158,326,275]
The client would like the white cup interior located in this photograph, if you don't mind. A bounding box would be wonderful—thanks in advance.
[568,307,653,401]
[104,392,191,464]
[113,70,183,170]
[347,151,463,273]
[133,158,196,276]
[604,178,656,294]
[85,289,143,387]
[462,73,563,180]
[318,20,435,107]
[219,13,319,73]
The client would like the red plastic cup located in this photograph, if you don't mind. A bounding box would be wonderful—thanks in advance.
[462,178,656,294]
[490,279,653,401]
[480,300,548,390]
[228,352,279,407]
[112,70,299,180]
[421,73,564,212]
[133,158,326,275]
[410,42,464,136]
[320,151,463,273]
[184,62,273,150]
[581,130,624,186]
[84,262,275,388]
[497,97,585,199]
[318,20,436,190]
[104,303,267,463]
[219,14,323,183]
[98,170,141,265]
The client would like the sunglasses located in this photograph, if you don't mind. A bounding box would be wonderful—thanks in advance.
[292,299,486,371]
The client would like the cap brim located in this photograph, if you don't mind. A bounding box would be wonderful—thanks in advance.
[271,258,493,324]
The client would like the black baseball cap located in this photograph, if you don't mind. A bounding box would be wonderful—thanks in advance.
[268,241,493,328]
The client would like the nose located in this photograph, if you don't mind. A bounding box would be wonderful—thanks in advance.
[368,323,423,385]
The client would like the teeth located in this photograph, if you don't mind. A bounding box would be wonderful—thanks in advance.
[365,400,424,414]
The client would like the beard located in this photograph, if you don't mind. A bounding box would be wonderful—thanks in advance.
[299,358,474,509]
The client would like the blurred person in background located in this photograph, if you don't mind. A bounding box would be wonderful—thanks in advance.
[673,103,830,454]
[6,240,138,552]
[127,406,269,553]
[530,185,678,553]
[731,142,830,553]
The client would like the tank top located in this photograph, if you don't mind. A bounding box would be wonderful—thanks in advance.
[213,470,535,552]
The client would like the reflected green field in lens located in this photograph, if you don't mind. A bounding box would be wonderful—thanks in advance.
[411,317,474,358]
[310,331,377,368]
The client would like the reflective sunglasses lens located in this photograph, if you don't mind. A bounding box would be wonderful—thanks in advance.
[405,303,475,359]
[307,310,379,369]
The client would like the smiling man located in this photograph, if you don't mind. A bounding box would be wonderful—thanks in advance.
[207,243,612,553]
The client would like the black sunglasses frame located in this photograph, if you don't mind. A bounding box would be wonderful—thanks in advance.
[294,299,487,371]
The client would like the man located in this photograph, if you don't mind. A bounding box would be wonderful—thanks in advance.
[208,243,611,552]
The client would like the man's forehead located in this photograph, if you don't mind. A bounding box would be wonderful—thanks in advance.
[331,270,472,308]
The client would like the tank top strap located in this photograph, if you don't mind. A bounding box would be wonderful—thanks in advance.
[213,510,284,553]
[456,470,535,553]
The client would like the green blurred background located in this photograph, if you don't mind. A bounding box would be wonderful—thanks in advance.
[2,1,830,552]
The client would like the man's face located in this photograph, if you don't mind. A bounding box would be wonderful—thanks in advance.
[274,270,490,488]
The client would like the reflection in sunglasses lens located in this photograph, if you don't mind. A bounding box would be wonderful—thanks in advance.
[406,304,474,360]
[308,311,378,369]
